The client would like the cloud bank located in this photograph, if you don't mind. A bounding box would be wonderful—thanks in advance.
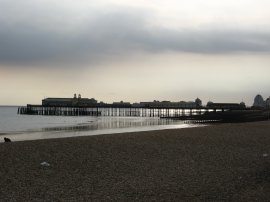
[0,0,270,67]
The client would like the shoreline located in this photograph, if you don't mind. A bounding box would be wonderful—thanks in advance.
[0,122,202,143]
[1,121,270,201]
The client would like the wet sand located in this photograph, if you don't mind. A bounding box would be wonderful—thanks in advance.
[1,121,270,201]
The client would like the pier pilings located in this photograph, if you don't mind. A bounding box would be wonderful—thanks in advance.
[17,105,225,118]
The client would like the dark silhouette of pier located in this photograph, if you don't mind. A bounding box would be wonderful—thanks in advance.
[17,104,248,118]
[17,94,270,122]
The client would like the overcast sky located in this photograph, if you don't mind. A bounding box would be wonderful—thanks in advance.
[0,0,270,105]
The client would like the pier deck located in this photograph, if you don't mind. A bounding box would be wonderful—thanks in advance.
[17,104,247,118]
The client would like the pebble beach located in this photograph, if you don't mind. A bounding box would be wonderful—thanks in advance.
[1,121,270,201]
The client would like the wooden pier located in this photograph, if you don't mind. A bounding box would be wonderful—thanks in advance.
[17,104,239,118]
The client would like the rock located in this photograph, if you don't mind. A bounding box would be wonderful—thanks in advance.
[40,162,50,167]
[4,137,11,143]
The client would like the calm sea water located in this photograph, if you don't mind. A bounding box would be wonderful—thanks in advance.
[0,106,199,142]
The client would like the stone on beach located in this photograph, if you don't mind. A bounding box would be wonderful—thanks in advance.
[4,137,11,142]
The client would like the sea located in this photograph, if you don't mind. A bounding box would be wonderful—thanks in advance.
[0,106,199,142]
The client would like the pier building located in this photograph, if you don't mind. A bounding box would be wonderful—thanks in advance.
[42,94,98,107]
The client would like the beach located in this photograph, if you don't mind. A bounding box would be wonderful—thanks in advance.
[0,121,270,201]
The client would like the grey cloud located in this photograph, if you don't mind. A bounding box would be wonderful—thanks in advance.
[0,7,270,67]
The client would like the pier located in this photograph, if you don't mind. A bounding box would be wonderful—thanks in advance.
[17,104,242,118]
[17,95,250,119]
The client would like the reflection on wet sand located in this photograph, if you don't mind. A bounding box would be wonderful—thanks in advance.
[40,117,173,132]
[0,115,198,142]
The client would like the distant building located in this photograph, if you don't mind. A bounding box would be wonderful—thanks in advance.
[112,101,131,107]
[207,102,246,109]
[136,98,200,108]
[42,98,73,107]
[42,94,98,107]
[253,94,265,108]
